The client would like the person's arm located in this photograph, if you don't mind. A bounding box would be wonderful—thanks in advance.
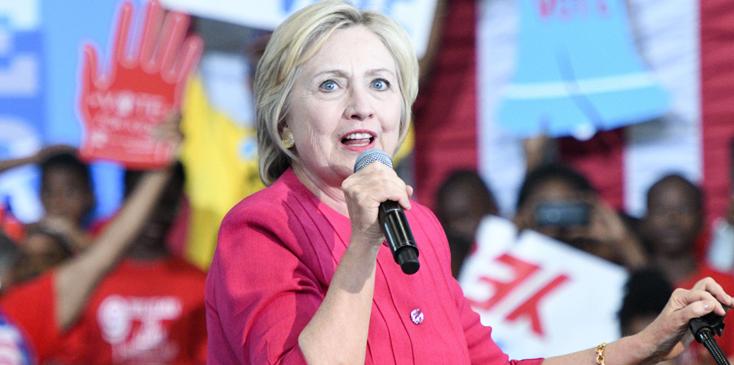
[297,234,379,364]
[53,166,173,330]
[37,215,93,252]
[522,135,557,171]
[543,277,733,364]
[0,145,76,173]
[0,154,36,173]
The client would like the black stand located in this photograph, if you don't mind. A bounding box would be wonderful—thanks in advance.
[690,312,730,365]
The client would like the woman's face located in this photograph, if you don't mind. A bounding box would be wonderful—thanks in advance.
[286,25,403,187]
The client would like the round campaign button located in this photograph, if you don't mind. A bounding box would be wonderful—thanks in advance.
[410,308,424,325]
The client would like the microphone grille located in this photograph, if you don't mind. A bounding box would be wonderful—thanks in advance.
[354,149,393,172]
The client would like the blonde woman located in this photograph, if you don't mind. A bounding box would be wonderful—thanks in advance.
[205,1,732,364]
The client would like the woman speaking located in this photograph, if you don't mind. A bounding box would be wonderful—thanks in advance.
[205,1,732,364]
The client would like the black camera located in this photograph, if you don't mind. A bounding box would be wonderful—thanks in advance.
[534,201,591,227]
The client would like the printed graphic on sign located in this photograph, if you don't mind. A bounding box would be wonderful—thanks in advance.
[496,0,669,138]
[0,0,45,223]
[160,0,436,57]
[97,295,183,362]
[78,0,202,168]
[460,216,627,359]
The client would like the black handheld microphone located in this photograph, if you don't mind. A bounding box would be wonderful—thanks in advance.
[689,310,729,365]
[354,149,419,275]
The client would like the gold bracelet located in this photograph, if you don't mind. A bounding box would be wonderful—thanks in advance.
[595,342,607,365]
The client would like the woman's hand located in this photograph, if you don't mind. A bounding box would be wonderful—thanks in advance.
[638,277,733,362]
[341,162,413,247]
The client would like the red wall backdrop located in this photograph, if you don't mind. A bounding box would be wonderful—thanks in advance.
[413,0,478,208]
[700,0,734,225]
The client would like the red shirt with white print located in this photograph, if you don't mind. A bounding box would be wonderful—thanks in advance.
[53,257,206,365]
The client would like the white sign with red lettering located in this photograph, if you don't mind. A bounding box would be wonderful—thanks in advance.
[459,216,627,359]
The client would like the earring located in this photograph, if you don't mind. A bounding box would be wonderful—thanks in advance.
[281,130,295,149]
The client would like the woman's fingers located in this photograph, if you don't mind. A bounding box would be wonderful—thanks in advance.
[671,286,728,318]
[342,162,412,242]
[692,277,734,308]
[344,163,410,208]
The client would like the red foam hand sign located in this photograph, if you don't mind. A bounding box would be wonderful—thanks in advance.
[79,0,202,169]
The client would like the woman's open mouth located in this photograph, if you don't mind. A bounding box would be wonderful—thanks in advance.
[341,131,375,149]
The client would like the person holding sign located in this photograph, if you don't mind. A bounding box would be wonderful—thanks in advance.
[0,157,178,364]
[205,1,733,364]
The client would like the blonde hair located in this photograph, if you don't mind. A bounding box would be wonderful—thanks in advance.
[254,0,419,185]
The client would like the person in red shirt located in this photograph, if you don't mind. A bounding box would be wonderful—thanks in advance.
[642,173,734,361]
[0,164,176,364]
[52,163,206,365]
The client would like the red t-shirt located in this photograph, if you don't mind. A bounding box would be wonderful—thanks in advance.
[53,257,207,364]
[0,272,62,361]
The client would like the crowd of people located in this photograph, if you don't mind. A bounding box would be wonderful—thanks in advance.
[1,0,734,364]
[437,146,734,363]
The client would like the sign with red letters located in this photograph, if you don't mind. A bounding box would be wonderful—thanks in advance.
[459,216,627,359]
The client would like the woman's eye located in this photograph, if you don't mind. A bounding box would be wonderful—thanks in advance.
[371,78,390,91]
[319,80,338,92]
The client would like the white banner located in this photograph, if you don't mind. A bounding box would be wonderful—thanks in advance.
[459,216,627,359]
[160,0,436,57]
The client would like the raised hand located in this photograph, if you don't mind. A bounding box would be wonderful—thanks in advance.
[79,0,202,168]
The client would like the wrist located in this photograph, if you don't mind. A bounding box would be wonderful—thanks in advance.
[350,229,385,248]
[602,335,654,365]
[347,236,381,258]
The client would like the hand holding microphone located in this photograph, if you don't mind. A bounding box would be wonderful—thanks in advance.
[344,149,420,275]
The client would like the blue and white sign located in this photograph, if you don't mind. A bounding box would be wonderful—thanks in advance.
[496,0,669,139]
[161,0,437,57]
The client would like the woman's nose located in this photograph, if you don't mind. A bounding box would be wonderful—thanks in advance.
[344,86,374,121]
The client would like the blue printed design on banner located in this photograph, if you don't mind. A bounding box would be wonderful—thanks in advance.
[496,0,669,139]
[0,8,45,222]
